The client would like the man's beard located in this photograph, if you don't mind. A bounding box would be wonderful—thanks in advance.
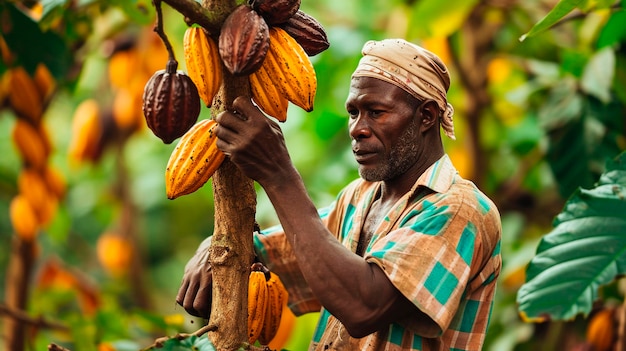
[358,120,420,182]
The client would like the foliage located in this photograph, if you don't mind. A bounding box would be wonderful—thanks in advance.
[517,151,626,322]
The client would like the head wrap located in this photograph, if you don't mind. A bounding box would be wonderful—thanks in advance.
[351,39,456,140]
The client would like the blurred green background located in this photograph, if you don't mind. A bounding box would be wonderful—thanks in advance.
[0,0,625,350]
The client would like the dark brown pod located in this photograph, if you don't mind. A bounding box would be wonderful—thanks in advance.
[251,0,301,25]
[279,10,330,56]
[142,60,201,144]
[219,5,270,76]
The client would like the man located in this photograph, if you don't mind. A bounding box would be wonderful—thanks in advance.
[176,38,502,350]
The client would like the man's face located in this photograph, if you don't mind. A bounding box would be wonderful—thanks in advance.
[346,77,423,182]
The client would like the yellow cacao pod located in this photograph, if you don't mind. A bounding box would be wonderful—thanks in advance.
[18,169,52,223]
[12,119,49,170]
[250,60,289,122]
[183,27,223,107]
[109,48,139,90]
[10,194,39,241]
[263,27,316,112]
[97,231,133,277]
[8,66,44,124]
[259,272,289,345]
[165,119,225,199]
[34,63,56,103]
[68,99,103,165]
[248,270,269,344]
[43,165,66,200]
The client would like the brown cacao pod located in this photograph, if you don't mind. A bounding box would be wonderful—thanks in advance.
[251,0,300,25]
[279,10,330,56]
[219,5,270,76]
[142,60,201,144]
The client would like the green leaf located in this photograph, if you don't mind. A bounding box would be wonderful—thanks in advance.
[516,151,626,321]
[0,3,71,79]
[581,47,615,103]
[145,335,217,351]
[597,10,626,49]
[41,0,68,20]
[520,0,586,41]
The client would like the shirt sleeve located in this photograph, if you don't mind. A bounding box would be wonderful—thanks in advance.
[253,205,335,316]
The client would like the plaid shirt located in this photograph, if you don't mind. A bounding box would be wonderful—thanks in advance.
[254,154,502,351]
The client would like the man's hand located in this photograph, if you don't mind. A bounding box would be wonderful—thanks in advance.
[215,96,296,187]
[176,239,213,318]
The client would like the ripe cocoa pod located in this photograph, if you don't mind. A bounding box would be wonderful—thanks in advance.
[12,119,50,170]
[259,271,289,345]
[8,66,44,124]
[219,4,270,76]
[586,308,615,351]
[68,99,103,165]
[183,27,222,107]
[142,60,201,144]
[165,119,225,199]
[248,270,269,344]
[250,62,289,122]
[279,10,330,56]
[251,0,301,25]
[263,27,317,112]
[10,194,39,241]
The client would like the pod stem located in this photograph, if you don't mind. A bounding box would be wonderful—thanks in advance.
[153,0,178,73]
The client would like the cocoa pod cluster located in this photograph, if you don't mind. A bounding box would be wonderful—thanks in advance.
[1,60,65,242]
[248,262,289,345]
[182,1,329,118]
[141,2,330,198]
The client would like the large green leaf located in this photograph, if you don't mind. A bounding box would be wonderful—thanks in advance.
[0,3,71,79]
[520,0,585,41]
[517,151,626,321]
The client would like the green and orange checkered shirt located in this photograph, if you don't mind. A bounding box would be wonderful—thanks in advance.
[254,154,502,351]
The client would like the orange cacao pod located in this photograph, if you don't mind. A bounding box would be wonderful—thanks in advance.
[586,308,615,351]
[279,10,330,56]
[165,119,225,199]
[251,0,301,25]
[219,4,270,76]
[10,194,39,241]
[142,60,201,144]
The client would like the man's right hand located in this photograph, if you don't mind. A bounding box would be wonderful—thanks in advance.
[176,238,213,318]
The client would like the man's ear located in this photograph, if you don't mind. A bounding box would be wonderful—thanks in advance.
[418,100,440,133]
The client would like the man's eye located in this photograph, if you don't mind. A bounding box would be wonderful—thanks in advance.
[347,109,358,118]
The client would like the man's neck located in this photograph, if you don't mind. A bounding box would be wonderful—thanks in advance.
[378,148,444,205]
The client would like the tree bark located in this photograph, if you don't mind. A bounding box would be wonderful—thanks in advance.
[3,236,36,351]
[207,69,257,350]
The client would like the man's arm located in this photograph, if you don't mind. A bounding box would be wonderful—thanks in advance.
[215,97,435,337]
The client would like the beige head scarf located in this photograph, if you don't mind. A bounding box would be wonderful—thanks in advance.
[351,39,456,140]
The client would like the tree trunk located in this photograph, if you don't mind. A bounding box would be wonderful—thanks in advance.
[3,236,36,351]
[207,73,257,350]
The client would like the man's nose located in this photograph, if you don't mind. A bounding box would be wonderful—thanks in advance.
[349,115,371,140]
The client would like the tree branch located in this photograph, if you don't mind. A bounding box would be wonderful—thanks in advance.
[160,0,223,35]
[0,303,69,332]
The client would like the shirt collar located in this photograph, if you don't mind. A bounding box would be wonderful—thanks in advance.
[410,154,457,195]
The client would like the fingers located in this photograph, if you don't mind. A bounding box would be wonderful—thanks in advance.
[175,278,190,307]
